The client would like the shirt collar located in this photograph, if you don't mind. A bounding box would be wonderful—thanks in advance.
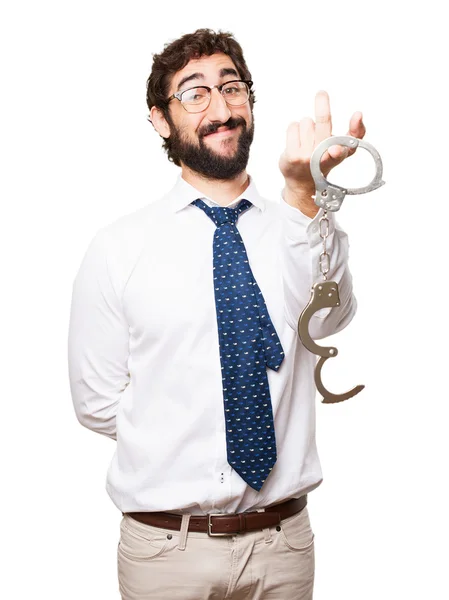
[167,173,266,213]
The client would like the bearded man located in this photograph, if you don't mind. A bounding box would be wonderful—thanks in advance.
[68,27,365,600]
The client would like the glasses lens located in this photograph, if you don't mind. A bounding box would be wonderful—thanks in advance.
[221,81,249,105]
[181,87,210,112]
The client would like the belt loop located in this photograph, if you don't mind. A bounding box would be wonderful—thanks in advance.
[177,513,191,551]
[257,508,272,544]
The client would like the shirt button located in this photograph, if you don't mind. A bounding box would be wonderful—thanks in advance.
[276,525,281,532]
[167,534,173,540]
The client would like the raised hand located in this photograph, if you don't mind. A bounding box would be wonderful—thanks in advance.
[279,90,366,217]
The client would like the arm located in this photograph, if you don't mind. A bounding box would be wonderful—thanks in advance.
[280,188,356,340]
[278,91,365,340]
[68,228,130,440]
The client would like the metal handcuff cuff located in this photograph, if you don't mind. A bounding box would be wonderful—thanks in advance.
[297,135,385,403]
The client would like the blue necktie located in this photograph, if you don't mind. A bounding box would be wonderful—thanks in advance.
[191,198,285,491]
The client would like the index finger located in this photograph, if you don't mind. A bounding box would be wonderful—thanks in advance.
[314,90,332,143]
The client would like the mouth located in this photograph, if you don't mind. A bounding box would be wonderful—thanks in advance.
[204,125,239,139]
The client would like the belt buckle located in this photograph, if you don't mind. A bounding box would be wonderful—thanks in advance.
[207,513,235,537]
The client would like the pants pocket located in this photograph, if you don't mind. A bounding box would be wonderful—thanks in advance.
[279,507,315,552]
[118,516,170,561]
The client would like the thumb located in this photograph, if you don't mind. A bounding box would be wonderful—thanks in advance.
[327,144,350,161]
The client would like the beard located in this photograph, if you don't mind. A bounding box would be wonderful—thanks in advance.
[166,113,255,181]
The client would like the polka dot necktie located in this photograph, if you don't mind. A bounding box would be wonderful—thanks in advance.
[191,198,285,491]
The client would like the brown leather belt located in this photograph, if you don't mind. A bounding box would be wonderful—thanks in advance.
[126,494,307,536]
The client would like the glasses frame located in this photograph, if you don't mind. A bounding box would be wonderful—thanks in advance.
[167,79,253,113]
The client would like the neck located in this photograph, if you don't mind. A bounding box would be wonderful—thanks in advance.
[181,166,250,207]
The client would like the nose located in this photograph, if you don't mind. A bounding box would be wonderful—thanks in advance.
[206,87,232,122]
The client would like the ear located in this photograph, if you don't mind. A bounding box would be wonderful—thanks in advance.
[150,106,171,138]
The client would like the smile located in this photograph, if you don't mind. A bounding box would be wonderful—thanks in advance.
[205,126,239,139]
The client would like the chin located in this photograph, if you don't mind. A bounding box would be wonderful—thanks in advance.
[207,136,239,151]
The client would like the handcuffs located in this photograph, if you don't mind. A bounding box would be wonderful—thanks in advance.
[297,136,385,403]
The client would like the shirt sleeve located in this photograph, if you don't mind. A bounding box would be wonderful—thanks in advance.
[68,227,130,440]
[279,189,357,340]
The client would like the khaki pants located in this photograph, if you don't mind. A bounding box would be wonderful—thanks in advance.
[117,506,315,599]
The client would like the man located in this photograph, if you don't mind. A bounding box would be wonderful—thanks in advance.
[68,27,365,600]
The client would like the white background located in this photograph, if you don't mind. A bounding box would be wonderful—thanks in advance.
[1,1,448,598]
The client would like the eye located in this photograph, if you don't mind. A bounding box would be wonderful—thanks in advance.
[182,87,209,103]
[223,85,239,95]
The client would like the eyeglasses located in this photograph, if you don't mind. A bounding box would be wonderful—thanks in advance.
[167,79,253,113]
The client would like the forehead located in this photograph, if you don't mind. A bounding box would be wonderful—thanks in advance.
[170,52,240,93]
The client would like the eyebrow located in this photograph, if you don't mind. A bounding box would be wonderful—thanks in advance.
[176,67,240,92]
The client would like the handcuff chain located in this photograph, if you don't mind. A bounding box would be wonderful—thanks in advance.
[319,210,330,281]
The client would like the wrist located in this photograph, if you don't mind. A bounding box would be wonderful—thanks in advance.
[283,184,319,218]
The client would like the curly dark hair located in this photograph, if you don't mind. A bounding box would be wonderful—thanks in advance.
[146,28,256,165]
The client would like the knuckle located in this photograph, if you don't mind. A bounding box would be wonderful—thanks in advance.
[287,153,308,165]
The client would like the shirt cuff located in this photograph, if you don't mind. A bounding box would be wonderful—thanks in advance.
[280,189,336,245]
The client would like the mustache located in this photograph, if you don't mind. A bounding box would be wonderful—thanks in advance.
[201,117,246,137]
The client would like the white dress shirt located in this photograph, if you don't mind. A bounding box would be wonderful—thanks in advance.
[68,173,356,515]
